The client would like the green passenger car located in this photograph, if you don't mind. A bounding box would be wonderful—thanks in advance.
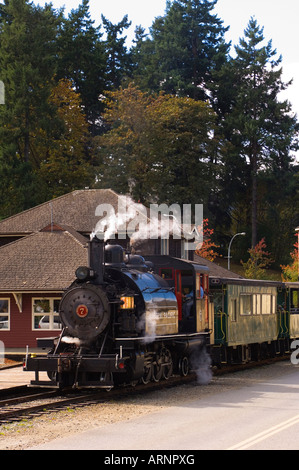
[210,278,283,365]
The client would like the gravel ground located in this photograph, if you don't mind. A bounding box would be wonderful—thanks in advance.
[0,361,294,450]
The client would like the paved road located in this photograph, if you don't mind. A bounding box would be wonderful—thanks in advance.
[31,364,299,451]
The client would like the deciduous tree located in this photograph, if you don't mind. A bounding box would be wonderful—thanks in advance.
[94,84,216,206]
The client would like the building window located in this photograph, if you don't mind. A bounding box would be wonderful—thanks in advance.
[0,299,10,330]
[32,298,61,330]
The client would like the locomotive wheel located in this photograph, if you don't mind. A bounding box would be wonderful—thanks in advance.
[152,360,163,382]
[141,364,152,384]
[179,356,189,377]
[162,350,173,380]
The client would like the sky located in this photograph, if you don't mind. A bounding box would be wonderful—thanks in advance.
[38,0,299,133]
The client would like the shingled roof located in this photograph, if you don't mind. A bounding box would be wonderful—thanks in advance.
[0,227,88,291]
[194,254,244,279]
[0,189,123,235]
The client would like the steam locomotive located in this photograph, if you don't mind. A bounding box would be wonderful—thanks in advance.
[24,238,210,389]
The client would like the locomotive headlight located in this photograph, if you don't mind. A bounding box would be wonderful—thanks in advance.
[75,266,95,281]
[120,296,135,309]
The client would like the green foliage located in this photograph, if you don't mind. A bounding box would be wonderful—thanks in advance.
[94,84,216,205]
[133,0,230,100]
[56,0,106,134]
[224,17,299,247]
[281,242,299,282]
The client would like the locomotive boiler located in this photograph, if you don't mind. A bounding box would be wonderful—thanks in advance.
[24,238,210,389]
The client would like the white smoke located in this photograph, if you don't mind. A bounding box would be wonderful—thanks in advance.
[91,196,201,249]
[61,336,81,347]
[92,195,149,243]
[190,346,212,385]
[137,309,159,344]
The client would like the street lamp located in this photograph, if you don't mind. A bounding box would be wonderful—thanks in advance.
[228,232,246,270]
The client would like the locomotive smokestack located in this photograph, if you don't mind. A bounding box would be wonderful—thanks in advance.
[88,237,105,285]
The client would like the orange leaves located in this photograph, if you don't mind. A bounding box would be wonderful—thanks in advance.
[196,218,220,262]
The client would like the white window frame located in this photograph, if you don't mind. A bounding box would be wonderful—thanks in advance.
[32,297,61,330]
[0,298,10,331]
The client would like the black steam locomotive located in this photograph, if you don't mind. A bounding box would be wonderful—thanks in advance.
[24,238,210,389]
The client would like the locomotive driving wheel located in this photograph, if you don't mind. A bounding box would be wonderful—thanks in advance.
[152,356,163,382]
[179,356,189,376]
[141,364,152,384]
[152,348,173,382]
[162,349,173,380]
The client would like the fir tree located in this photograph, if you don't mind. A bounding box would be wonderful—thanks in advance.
[134,0,230,101]
[0,0,61,216]
[225,17,299,247]
[56,0,106,135]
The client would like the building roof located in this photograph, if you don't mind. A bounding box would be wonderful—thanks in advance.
[193,254,244,279]
[0,227,88,292]
[0,189,124,235]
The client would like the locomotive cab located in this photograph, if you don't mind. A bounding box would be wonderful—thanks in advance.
[144,255,210,334]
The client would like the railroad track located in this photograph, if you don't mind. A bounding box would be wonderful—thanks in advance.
[0,372,198,424]
[0,389,106,424]
[0,354,289,424]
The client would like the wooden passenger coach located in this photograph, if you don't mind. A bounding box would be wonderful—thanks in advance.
[210,277,283,364]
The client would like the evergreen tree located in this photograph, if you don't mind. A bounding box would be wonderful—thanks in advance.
[225,17,299,247]
[56,0,106,135]
[101,14,132,90]
[134,0,230,101]
[0,0,61,216]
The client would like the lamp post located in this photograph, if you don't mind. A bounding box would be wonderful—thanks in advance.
[295,227,299,281]
[228,232,246,270]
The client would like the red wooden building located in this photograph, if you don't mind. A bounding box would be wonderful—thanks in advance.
[0,225,87,349]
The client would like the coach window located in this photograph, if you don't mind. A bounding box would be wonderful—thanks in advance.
[261,294,272,314]
[253,294,261,315]
[291,290,299,313]
[0,299,10,330]
[32,298,61,330]
[240,294,252,315]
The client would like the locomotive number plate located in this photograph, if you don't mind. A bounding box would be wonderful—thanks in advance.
[76,304,89,318]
